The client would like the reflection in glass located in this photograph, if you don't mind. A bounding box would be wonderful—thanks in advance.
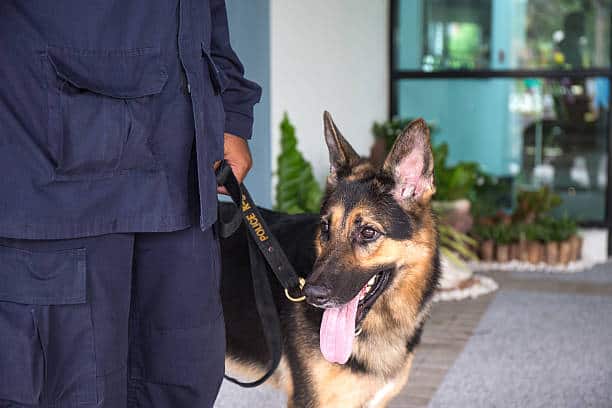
[395,0,611,71]
[396,77,609,221]
[422,0,491,70]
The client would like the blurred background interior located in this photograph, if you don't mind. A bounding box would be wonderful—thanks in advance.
[227,0,611,257]
[217,1,612,406]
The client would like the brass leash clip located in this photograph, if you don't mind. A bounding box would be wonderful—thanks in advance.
[284,277,306,302]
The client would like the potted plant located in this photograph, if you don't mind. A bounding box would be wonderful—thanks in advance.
[555,216,578,264]
[508,224,521,261]
[513,187,562,224]
[516,224,530,262]
[491,224,513,263]
[569,231,583,261]
[524,223,545,264]
[473,224,495,262]
[540,217,559,264]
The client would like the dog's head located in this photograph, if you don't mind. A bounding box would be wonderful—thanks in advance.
[304,112,438,334]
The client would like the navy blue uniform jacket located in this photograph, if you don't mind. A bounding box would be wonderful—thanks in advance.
[0,0,262,239]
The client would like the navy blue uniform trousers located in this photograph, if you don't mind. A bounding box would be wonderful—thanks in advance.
[0,226,224,407]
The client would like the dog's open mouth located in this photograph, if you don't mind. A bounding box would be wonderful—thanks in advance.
[319,269,392,364]
[355,269,392,332]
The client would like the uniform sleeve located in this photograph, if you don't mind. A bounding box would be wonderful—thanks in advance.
[210,0,262,140]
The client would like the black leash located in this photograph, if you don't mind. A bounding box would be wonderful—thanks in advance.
[216,161,305,388]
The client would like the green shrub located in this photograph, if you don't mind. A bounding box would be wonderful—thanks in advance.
[538,216,578,242]
[274,114,323,214]
[554,215,578,242]
[507,223,522,243]
[472,224,494,241]
[514,187,562,223]
[523,223,548,242]
[491,224,514,245]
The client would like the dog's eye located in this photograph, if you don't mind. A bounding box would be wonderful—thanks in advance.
[320,220,330,239]
[360,227,379,242]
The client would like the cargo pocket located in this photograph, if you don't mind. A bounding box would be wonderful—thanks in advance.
[131,315,226,393]
[0,245,97,406]
[45,46,168,180]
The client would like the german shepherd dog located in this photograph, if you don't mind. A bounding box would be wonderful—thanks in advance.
[220,112,440,407]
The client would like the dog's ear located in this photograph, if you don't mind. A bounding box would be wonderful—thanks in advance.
[383,118,435,204]
[323,111,359,182]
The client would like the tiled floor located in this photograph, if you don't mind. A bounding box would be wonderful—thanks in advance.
[389,268,612,408]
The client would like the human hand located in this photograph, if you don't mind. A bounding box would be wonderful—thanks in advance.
[215,133,252,195]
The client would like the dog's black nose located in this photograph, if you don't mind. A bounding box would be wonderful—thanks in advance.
[304,284,332,308]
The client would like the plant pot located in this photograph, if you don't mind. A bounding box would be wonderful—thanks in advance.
[480,240,494,262]
[436,199,473,233]
[545,241,559,265]
[559,240,573,265]
[496,244,510,263]
[509,243,520,260]
[569,235,583,261]
[527,241,542,264]
[519,239,529,262]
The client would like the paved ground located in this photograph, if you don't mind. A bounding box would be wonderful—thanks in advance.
[217,264,612,407]
[390,266,612,408]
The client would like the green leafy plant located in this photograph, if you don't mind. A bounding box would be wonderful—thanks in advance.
[513,187,562,224]
[547,215,578,242]
[274,114,323,214]
[490,224,514,245]
[438,224,478,266]
[471,173,513,220]
[523,223,548,242]
[432,143,481,202]
[472,224,495,241]
[508,223,522,243]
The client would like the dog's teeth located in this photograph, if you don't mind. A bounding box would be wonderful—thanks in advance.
[368,276,377,286]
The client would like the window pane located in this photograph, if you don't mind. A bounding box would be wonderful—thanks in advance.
[395,0,611,71]
[395,77,610,221]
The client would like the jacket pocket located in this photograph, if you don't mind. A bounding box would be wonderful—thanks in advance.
[201,44,228,96]
[0,245,97,405]
[45,46,168,180]
[201,43,226,163]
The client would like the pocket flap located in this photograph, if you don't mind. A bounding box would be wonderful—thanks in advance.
[0,245,87,305]
[47,46,168,99]
[202,43,228,94]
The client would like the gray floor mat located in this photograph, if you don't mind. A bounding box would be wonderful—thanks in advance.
[428,290,612,408]
[215,380,286,407]
[508,261,612,284]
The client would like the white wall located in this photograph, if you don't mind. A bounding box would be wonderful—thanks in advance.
[270,0,389,194]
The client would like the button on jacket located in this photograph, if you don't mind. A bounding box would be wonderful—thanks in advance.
[0,0,262,239]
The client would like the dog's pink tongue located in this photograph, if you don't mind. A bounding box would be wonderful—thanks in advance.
[319,289,362,364]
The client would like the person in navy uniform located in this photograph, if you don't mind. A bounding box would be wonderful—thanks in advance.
[0,1,261,407]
